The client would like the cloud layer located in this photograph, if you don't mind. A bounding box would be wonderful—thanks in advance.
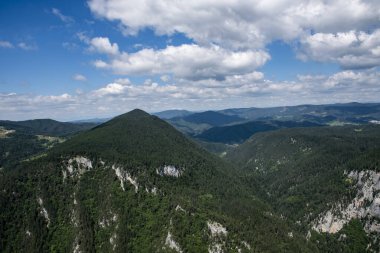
[2,69,379,120]
[90,40,270,81]
[88,0,380,49]
[299,29,380,69]
[86,0,380,76]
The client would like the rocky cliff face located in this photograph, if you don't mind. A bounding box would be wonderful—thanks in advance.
[313,170,380,234]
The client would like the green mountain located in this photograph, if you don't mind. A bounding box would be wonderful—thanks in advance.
[196,120,322,144]
[177,111,244,126]
[219,102,380,124]
[225,125,380,252]
[0,109,316,252]
[154,110,192,119]
[0,119,97,137]
[0,120,96,170]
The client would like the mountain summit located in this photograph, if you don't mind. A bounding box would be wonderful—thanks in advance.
[0,109,316,252]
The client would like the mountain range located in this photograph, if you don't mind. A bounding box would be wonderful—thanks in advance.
[0,103,380,252]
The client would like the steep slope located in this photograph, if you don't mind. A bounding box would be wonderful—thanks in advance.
[196,120,322,144]
[226,125,380,252]
[0,109,316,253]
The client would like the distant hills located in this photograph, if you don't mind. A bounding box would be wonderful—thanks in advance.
[0,119,97,137]
[158,102,380,144]
[0,119,97,169]
[153,109,192,119]
[176,111,244,126]
[196,120,322,144]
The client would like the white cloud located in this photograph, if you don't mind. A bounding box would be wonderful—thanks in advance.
[90,37,119,55]
[93,83,127,96]
[0,40,14,48]
[160,75,170,82]
[87,0,380,70]
[92,41,270,81]
[88,0,380,50]
[77,32,91,44]
[51,8,74,23]
[73,74,87,81]
[18,42,37,51]
[298,29,380,69]
[1,68,379,120]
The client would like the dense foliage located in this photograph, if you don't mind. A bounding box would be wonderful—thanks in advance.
[0,109,318,252]
[0,119,97,137]
[226,125,380,252]
[175,111,244,126]
[196,120,322,144]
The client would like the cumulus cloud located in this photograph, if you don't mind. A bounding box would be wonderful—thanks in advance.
[73,74,87,81]
[1,68,379,120]
[51,8,74,23]
[92,40,270,81]
[0,40,14,48]
[88,0,380,50]
[86,0,380,70]
[298,29,380,69]
[93,83,126,96]
[90,37,119,55]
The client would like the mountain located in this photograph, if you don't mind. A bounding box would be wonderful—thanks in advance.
[163,103,380,138]
[0,119,97,170]
[71,118,111,124]
[178,111,244,126]
[0,119,97,137]
[196,120,322,144]
[154,109,192,119]
[218,102,380,124]
[0,109,316,252]
[225,125,380,252]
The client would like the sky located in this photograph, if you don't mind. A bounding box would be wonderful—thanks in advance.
[0,0,380,121]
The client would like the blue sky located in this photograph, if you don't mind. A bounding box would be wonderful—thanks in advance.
[0,0,379,120]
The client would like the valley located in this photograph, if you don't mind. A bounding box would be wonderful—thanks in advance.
[0,103,380,252]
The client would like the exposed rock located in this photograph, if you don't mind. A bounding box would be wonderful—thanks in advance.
[110,233,117,251]
[156,165,183,177]
[145,186,158,195]
[175,205,186,212]
[313,170,380,234]
[207,221,227,237]
[99,212,118,228]
[37,197,50,227]
[0,127,15,138]
[242,241,251,250]
[112,165,139,193]
[63,156,93,180]
[165,232,182,253]
[208,243,223,253]
[73,238,81,253]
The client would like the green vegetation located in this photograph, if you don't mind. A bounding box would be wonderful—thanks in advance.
[226,125,380,252]
[178,111,244,126]
[0,109,317,252]
[2,108,380,252]
[0,119,96,170]
[0,119,97,137]
[196,120,322,144]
